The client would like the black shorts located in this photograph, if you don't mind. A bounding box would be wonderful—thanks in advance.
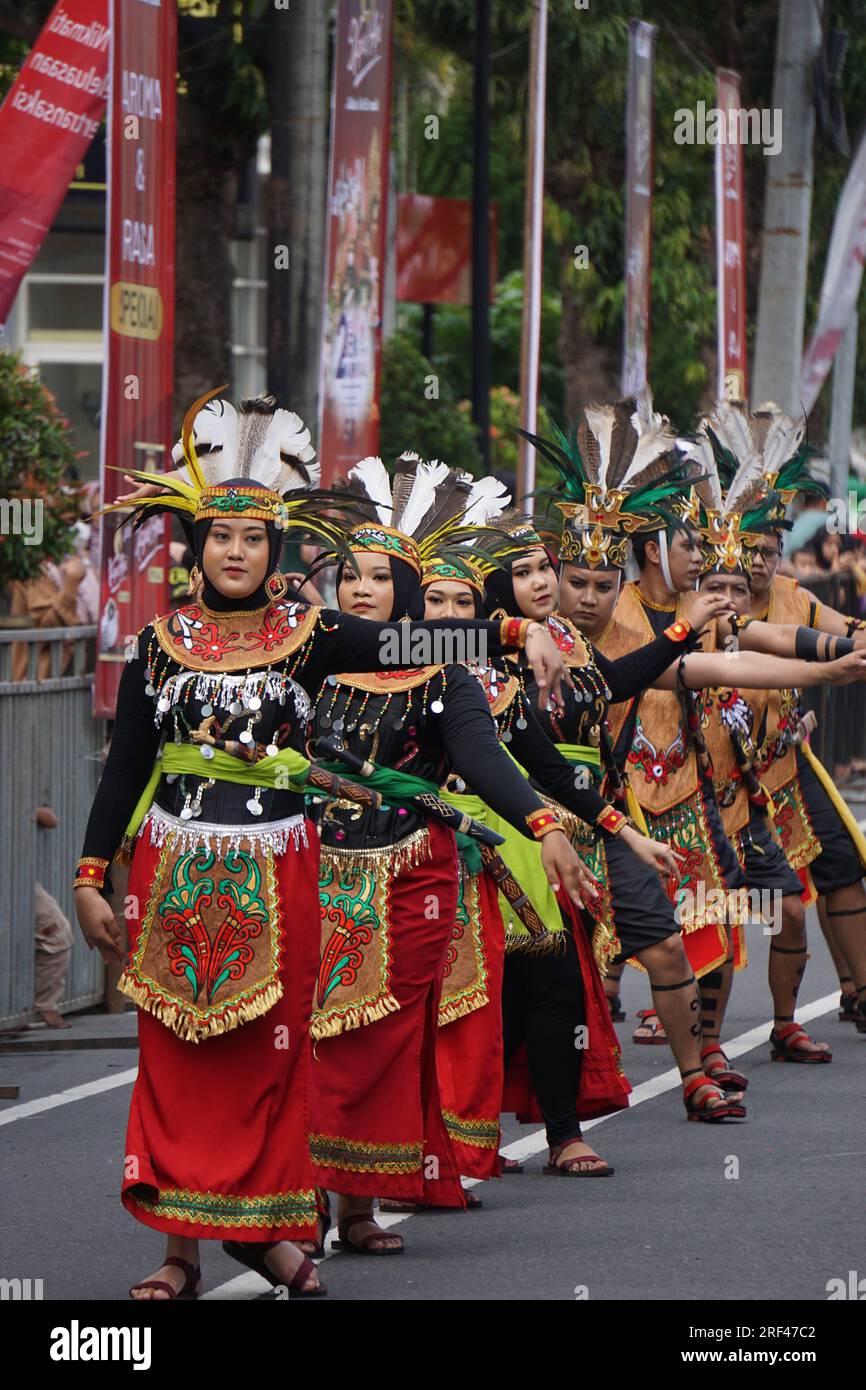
[605,833,679,962]
[702,772,748,891]
[795,748,863,895]
[736,805,803,897]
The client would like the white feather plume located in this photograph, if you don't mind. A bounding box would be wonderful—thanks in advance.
[348,456,394,525]
[171,399,239,482]
[761,412,806,478]
[397,458,450,537]
[462,476,511,525]
[677,432,723,510]
[617,417,678,491]
[583,404,615,492]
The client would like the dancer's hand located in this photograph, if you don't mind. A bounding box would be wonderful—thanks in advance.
[524,623,573,712]
[74,887,125,965]
[680,589,737,632]
[827,650,866,684]
[621,826,683,881]
[541,830,591,909]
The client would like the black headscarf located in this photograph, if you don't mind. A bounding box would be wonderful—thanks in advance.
[336,552,424,621]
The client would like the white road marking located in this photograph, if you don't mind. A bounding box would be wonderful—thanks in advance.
[0,1067,138,1127]
[202,989,839,1299]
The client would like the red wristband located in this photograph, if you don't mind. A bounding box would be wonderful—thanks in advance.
[663,619,692,642]
[596,805,627,835]
[526,807,563,840]
[73,855,109,890]
[501,616,533,649]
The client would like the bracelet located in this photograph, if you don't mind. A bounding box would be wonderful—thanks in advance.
[526,806,563,840]
[662,619,692,642]
[73,855,109,890]
[595,805,628,835]
[500,616,535,649]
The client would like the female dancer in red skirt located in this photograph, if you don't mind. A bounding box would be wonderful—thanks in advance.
[73,396,573,1298]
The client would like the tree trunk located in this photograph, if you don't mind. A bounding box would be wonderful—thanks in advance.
[266,0,328,428]
[173,96,239,429]
[751,0,823,413]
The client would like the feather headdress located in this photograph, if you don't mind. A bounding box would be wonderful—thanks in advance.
[345,452,519,586]
[99,388,363,560]
[678,400,823,575]
[521,386,694,570]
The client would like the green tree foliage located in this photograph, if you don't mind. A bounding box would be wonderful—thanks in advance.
[378,330,482,472]
[0,353,84,588]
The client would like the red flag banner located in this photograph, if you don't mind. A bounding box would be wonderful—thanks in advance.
[799,127,866,415]
[622,19,656,396]
[94,0,176,717]
[715,70,748,402]
[317,0,394,487]
[396,195,497,306]
[0,0,108,323]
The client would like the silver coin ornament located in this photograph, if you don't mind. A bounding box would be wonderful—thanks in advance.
[239,729,254,745]
[229,700,243,716]
[266,743,279,758]
[201,703,213,717]
[246,797,264,816]
[157,696,171,713]
[200,744,215,760]
[247,695,262,711]
[430,698,444,714]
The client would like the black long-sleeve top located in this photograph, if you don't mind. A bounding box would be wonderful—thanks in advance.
[79,601,542,865]
[309,660,613,852]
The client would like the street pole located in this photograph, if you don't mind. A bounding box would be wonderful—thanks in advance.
[266,1,328,426]
[472,0,491,472]
[517,0,548,504]
[828,309,858,506]
[752,0,823,414]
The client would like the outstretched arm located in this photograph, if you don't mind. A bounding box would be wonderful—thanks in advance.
[651,647,866,691]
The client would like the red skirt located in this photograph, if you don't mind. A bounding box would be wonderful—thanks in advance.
[308,820,466,1207]
[121,824,321,1243]
[435,869,505,1180]
[502,893,632,1125]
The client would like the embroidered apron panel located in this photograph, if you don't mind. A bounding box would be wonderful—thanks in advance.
[119,838,283,1042]
[311,849,398,1039]
[438,869,489,1026]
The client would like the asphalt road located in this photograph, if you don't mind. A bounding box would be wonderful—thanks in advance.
[2,909,865,1303]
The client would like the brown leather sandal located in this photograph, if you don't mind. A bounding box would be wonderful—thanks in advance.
[543,1140,614,1177]
[222,1240,327,1298]
[129,1256,201,1300]
[334,1213,405,1256]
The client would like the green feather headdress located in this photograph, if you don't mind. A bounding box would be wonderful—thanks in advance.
[520,386,695,570]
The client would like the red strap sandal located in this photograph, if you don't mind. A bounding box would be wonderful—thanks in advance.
[682,1073,746,1123]
[129,1256,201,1300]
[221,1240,327,1297]
[499,1154,524,1174]
[770,1021,833,1063]
[334,1213,405,1256]
[543,1140,614,1177]
[700,1044,749,1092]
[632,1007,668,1045]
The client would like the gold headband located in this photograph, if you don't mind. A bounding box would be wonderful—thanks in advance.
[349,523,422,576]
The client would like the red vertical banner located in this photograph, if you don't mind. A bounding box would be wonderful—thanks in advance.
[622,19,656,396]
[715,69,748,403]
[94,0,175,717]
[0,0,109,324]
[317,0,394,488]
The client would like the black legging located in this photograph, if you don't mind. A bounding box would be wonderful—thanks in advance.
[502,928,586,1149]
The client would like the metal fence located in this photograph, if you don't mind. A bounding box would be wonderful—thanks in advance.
[0,625,107,1028]
[797,574,866,779]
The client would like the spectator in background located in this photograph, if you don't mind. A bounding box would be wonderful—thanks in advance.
[33,806,74,1029]
[10,492,98,680]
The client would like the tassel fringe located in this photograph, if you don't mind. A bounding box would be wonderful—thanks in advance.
[310,993,401,1040]
[437,987,490,1028]
[504,929,565,956]
[117,972,282,1043]
[319,827,430,879]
